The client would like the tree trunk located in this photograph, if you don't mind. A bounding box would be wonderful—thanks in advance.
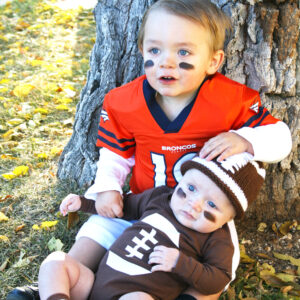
[57,0,299,221]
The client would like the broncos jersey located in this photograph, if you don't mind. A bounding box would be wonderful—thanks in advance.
[97,73,278,194]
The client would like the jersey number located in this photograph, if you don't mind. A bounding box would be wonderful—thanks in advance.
[151,152,197,187]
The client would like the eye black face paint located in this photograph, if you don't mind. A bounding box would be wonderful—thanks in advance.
[144,60,154,68]
[179,62,194,70]
[176,187,186,198]
[204,211,216,223]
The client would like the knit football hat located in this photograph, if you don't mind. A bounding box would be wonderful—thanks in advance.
[180,153,265,219]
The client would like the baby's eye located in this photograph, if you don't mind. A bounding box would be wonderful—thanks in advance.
[208,201,216,208]
[149,48,160,55]
[188,184,195,192]
[178,49,189,56]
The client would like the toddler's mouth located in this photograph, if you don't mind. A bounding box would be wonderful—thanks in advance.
[159,76,176,82]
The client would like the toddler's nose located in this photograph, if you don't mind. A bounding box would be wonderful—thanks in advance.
[159,52,176,69]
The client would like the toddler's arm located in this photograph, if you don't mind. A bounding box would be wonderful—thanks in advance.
[60,194,82,216]
[84,148,135,200]
[200,121,292,162]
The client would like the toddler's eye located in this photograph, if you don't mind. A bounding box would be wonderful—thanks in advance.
[208,201,216,208]
[178,49,189,56]
[188,184,195,192]
[150,48,160,55]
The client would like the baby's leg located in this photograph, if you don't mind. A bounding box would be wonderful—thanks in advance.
[39,251,94,300]
[119,291,155,300]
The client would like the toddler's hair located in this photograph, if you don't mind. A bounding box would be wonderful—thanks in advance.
[138,0,232,53]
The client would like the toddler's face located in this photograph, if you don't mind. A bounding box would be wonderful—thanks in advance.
[170,168,236,233]
[141,9,219,101]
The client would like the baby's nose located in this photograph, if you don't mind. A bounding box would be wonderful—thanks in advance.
[189,197,204,212]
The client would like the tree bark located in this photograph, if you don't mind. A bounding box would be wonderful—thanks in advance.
[57,0,299,221]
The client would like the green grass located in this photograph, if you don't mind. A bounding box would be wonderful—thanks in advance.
[0,1,299,299]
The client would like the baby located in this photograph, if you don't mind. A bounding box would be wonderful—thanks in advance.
[38,152,265,300]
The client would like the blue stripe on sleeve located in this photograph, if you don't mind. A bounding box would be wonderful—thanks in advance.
[97,136,136,152]
[98,126,135,144]
[242,107,270,128]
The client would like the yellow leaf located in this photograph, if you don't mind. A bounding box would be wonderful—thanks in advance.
[13,84,35,98]
[0,87,9,93]
[1,173,16,180]
[276,273,296,283]
[13,165,29,176]
[33,108,48,115]
[0,235,9,243]
[57,98,72,104]
[0,35,9,42]
[0,212,9,222]
[37,153,48,159]
[257,222,267,232]
[273,252,300,267]
[55,104,69,111]
[50,147,62,156]
[0,78,10,84]
[40,220,58,230]
[27,59,44,67]
[32,224,40,230]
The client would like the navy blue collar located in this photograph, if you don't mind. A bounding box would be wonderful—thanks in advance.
[143,79,203,133]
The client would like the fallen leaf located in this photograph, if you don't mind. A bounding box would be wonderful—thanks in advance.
[0,258,9,271]
[40,220,58,230]
[47,237,64,252]
[67,212,79,229]
[0,212,9,222]
[33,108,48,115]
[13,84,35,98]
[273,252,300,267]
[15,224,25,232]
[13,165,29,176]
[55,104,69,111]
[0,195,13,202]
[0,235,9,242]
[257,222,267,232]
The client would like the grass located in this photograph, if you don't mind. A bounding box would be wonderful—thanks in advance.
[0,0,94,297]
[0,1,299,299]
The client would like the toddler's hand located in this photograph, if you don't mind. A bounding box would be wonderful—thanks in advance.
[95,190,123,218]
[149,246,179,272]
[199,132,254,161]
[60,194,81,216]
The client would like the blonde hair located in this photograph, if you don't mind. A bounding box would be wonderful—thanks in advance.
[138,0,232,53]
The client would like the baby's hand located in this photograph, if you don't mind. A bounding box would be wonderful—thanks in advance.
[149,246,179,272]
[95,190,123,218]
[199,132,254,161]
[60,194,81,216]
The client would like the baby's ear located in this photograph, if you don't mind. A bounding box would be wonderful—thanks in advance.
[206,50,224,75]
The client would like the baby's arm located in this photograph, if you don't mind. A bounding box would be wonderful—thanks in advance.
[200,121,292,162]
[148,245,179,272]
[60,194,82,216]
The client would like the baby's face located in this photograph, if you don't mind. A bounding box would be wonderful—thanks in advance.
[170,169,236,233]
[141,9,219,102]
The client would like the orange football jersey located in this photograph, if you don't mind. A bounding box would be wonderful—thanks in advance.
[97,73,278,193]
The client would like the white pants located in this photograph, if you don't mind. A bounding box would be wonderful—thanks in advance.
[76,215,132,249]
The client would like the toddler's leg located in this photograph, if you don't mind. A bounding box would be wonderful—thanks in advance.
[38,251,94,300]
[119,291,155,300]
[68,237,106,272]
[69,215,132,271]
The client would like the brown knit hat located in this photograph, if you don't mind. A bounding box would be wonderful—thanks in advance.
[181,153,265,219]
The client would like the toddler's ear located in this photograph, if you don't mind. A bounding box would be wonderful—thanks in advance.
[206,50,224,75]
